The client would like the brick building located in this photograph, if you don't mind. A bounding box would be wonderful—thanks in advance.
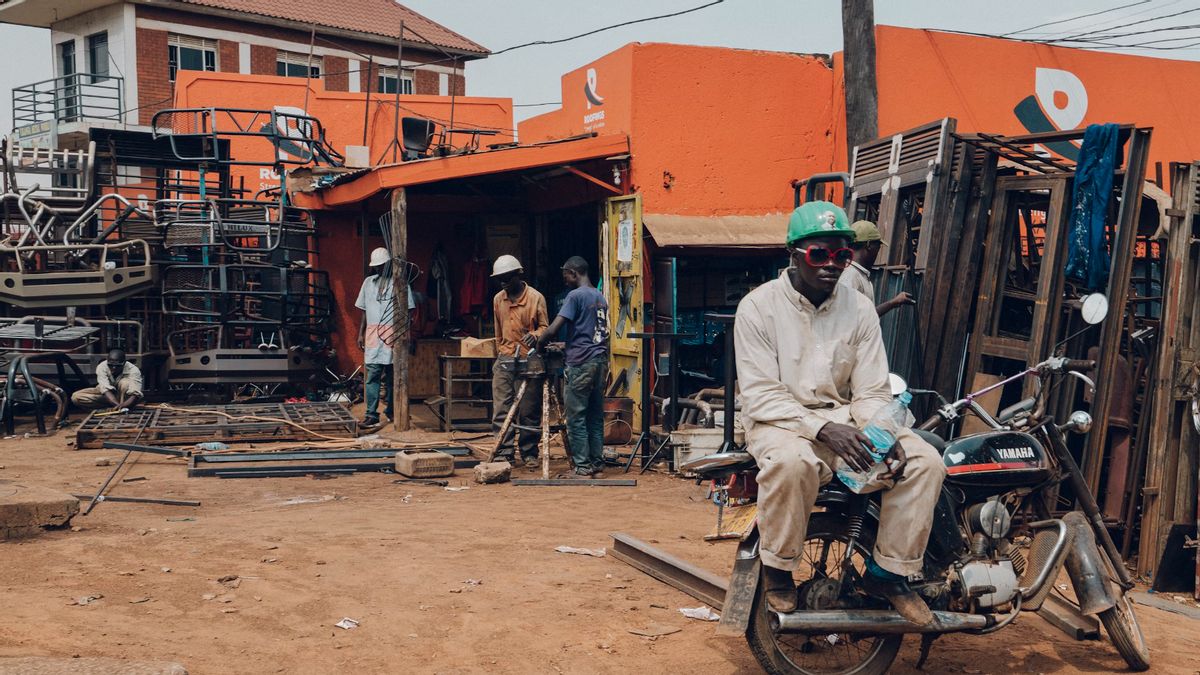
[0,0,488,128]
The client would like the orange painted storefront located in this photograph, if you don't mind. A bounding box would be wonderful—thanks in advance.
[520,43,837,220]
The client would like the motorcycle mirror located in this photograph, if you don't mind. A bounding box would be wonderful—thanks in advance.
[888,373,908,397]
[1062,410,1094,435]
[1080,293,1109,325]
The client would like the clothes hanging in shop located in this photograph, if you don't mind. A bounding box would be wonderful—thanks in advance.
[1065,122,1118,291]
[458,257,489,316]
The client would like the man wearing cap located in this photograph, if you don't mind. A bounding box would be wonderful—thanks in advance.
[735,201,945,624]
[840,220,916,316]
[356,246,415,428]
[490,255,549,468]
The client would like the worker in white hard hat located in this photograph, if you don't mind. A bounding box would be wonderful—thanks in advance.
[491,254,549,468]
[355,246,415,428]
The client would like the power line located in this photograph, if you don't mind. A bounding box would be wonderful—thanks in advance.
[513,102,561,107]
[1050,5,1200,42]
[489,0,726,56]
[1026,0,1183,39]
[1068,23,1200,43]
[1002,1,1152,37]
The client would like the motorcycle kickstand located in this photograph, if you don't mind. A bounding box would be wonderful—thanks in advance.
[915,633,940,670]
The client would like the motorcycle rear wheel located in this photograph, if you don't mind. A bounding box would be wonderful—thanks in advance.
[746,512,902,675]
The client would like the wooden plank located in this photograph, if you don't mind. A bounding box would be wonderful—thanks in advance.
[1086,129,1151,494]
[934,150,998,398]
[964,174,1020,389]
[1025,176,1072,398]
[916,133,968,362]
[914,120,956,272]
[980,336,1030,362]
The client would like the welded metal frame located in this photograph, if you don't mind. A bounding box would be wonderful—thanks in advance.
[151,107,344,167]
[75,401,357,448]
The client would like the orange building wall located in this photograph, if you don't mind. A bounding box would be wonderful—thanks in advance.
[834,26,1200,172]
[519,43,837,217]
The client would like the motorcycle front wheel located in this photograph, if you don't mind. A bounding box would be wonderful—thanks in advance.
[746,512,902,675]
[1096,549,1150,671]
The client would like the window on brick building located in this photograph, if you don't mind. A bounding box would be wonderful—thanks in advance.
[58,40,79,120]
[87,32,109,83]
[168,35,217,82]
[277,51,321,79]
[376,66,413,95]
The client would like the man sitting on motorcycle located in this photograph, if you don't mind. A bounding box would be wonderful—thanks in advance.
[734,201,946,625]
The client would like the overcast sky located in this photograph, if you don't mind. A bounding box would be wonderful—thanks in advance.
[2,0,1197,131]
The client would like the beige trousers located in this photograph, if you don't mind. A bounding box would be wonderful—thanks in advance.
[71,379,140,410]
[746,421,946,578]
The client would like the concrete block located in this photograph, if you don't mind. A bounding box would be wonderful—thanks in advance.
[0,657,187,674]
[473,461,512,484]
[0,480,80,540]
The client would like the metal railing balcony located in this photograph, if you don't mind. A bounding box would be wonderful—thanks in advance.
[12,74,124,128]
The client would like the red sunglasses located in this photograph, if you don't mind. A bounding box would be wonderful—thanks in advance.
[799,245,854,269]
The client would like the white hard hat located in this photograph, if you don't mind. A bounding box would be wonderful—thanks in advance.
[369,247,389,267]
[491,254,523,277]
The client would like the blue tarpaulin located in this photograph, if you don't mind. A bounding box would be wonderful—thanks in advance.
[1065,123,1119,291]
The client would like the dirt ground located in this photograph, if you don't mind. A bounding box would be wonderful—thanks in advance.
[1,409,1199,675]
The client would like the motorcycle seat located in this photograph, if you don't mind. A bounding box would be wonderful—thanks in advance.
[913,428,946,454]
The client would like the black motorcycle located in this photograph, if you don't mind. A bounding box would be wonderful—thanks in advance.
[685,355,1150,675]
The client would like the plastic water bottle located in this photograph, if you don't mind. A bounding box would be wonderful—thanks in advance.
[835,392,912,493]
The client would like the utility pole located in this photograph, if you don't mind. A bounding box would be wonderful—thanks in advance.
[842,0,879,165]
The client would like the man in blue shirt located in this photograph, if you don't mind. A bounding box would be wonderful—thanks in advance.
[533,256,610,477]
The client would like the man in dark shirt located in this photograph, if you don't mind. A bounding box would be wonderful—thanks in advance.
[533,256,610,477]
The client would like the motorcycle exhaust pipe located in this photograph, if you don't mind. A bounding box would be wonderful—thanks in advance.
[771,609,994,635]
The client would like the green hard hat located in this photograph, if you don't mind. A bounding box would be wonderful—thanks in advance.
[786,201,854,246]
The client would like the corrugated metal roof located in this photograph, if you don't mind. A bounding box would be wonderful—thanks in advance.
[171,0,489,55]
[643,213,787,249]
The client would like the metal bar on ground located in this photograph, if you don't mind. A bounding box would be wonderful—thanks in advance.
[190,457,479,477]
[512,479,637,487]
[101,442,191,457]
[194,449,403,463]
[1037,593,1099,641]
[609,532,728,610]
[72,494,200,507]
[215,468,361,479]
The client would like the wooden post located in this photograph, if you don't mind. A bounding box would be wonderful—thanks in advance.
[390,188,410,431]
[842,0,879,164]
[1140,161,1198,576]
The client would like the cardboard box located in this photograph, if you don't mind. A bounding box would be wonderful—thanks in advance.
[460,337,497,358]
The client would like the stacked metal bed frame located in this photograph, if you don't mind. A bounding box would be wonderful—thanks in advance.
[0,107,344,408]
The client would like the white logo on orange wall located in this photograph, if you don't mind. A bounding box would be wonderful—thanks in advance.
[1036,68,1087,130]
[584,68,604,109]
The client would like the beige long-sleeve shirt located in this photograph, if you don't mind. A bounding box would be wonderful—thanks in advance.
[735,270,892,440]
[838,261,874,300]
[96,361,144,397]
